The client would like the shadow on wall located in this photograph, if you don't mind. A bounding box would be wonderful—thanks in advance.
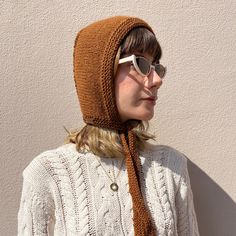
[188,160,236,236]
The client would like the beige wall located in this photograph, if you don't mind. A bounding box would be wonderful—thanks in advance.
[1,0,235,235]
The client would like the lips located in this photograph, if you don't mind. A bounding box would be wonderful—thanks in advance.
[142,96,157,101]
[142,96,157,105]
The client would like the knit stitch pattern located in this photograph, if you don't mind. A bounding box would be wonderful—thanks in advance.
[73,16,153,130]
[18,143,200,236]
[73,15,157,234]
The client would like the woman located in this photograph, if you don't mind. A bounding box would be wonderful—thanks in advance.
[18,16,199,235]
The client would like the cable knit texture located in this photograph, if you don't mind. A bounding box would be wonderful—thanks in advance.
[18,143,200,236]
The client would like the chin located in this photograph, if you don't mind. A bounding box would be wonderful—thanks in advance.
[143,117,153,121]
[136,113,154,121]
[121,110,154,122]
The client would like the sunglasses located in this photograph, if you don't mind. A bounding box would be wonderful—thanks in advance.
[118,54,166,78]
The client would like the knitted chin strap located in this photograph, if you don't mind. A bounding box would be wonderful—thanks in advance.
[119,127,156,236]
[73,16,157,235]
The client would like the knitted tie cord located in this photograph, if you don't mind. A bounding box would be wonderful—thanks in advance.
[120,129,157,236]
[73,16,157,235]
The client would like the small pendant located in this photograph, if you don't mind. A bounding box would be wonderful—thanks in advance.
[110,182,119,191]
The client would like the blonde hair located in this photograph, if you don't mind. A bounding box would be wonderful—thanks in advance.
[64,120,156,159]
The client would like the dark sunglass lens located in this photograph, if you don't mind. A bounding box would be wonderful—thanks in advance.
[155,64,166,78]
[136,57,150,75]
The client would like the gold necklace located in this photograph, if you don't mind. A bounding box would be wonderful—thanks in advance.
[94,156,124,191]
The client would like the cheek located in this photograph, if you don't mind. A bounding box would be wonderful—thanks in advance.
[115,80,139,104]
[116,73,135,92]
[114,66,143,106]
[115,69,128,100]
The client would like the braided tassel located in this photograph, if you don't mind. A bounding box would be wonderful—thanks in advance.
[120,130,157,236]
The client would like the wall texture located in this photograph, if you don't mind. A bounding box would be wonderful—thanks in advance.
[1,0,235,235]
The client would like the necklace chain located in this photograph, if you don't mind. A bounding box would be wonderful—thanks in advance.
[94,156,124,191]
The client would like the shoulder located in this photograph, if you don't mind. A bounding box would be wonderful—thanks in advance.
[140,142,188,177]
[22,143,79,183]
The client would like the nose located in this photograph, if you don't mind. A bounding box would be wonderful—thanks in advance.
[144,69,163,89]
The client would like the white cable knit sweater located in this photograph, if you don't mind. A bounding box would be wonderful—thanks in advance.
[17,143,199,236]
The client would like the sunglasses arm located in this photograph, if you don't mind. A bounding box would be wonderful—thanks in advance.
[118,55,135,65]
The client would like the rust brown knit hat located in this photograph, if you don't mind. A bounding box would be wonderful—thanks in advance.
[73,16,157,235]
[73,16,154,131]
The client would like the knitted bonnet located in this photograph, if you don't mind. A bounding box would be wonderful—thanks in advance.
[73,16,157,235]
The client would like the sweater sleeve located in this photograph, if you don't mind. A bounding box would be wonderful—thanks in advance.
[17,157,55,236]
[175,155,200,236]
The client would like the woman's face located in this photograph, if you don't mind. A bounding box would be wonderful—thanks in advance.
[115,53,163,122]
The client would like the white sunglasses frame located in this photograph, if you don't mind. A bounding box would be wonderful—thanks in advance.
[118,54,166,78]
